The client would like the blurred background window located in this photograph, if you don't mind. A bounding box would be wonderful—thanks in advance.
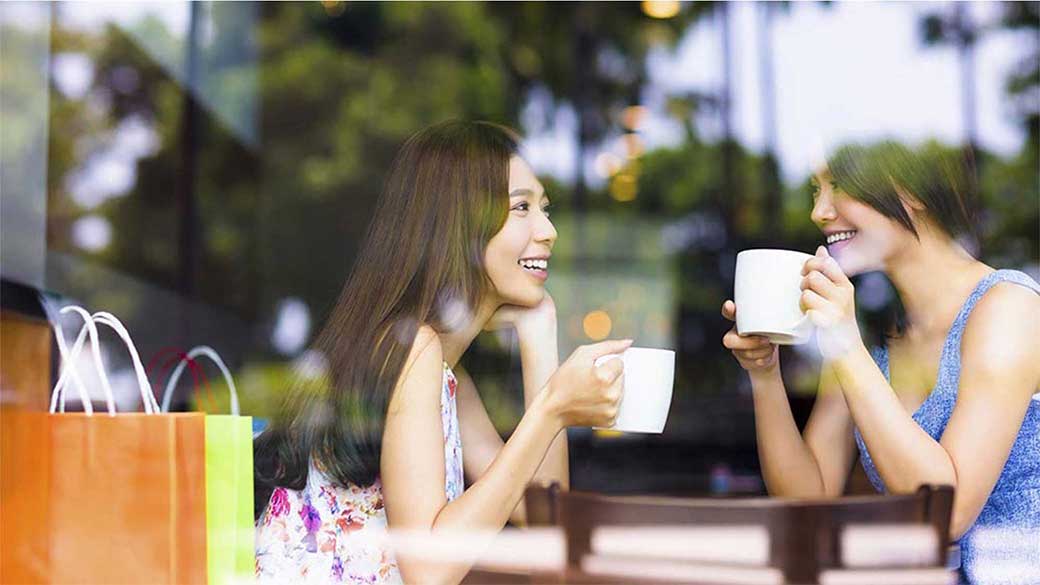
[1,1,1036,496]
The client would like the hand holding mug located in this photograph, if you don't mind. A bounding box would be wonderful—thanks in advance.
[734,249,814,345]
[800,246,863,360]
[722,300,779,374]
[544,339,632,428]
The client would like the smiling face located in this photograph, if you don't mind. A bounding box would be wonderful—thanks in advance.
[810,168,915,276]
[483,156,557,307]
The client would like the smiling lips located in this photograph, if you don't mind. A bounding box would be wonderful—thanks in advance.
[518,257,549,281]
[825,230,857,252]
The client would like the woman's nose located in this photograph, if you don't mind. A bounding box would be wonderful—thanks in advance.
[536,214,557,247]
[811,192,838,225]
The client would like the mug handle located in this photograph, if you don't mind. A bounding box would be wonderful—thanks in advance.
[592,352,627,431]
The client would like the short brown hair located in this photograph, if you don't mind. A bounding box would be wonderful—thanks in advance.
[828,140,977,241]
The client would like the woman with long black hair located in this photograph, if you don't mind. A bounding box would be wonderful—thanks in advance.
[255,121,630,583]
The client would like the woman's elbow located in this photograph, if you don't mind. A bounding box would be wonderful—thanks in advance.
[949,505,982,541]
[891,469,957,496]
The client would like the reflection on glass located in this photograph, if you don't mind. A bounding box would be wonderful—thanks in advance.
[0,2,1033,506]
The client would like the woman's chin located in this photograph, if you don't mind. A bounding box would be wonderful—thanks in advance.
[835,258,863,277]
[834,253,879,277]
[503,287,544,308]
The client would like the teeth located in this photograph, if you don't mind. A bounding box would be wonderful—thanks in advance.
[518,258,548,270]
[826,231,857,245]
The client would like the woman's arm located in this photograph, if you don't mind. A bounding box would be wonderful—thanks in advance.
[938,284,1040,537]
[803,250,1040,538]
[753,363,858,497]
[382,327,629,583]
[515,310,568,491]
[455,364,561,526]
[457,295,567,521]
[723,302,857,497]
[831,285,1039,537]
[801,365,859,497]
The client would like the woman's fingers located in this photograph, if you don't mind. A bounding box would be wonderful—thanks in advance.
[815,246,852,285]
[753,350,776,362]
[584,338,634,360]
[800,288,829,312]
[801,270,840,298]
[802,246,851,287]
[721,300,736,321]
[801,256,829,277]
[595,356,624,382]
[722,317,777,371]
[723,329,771,350]
[739,347,774,360]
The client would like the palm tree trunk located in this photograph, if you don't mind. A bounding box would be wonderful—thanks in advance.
[719,2,737,239]
[758,2,782,234]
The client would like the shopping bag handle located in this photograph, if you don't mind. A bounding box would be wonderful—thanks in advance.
[92,311,161,414]
[161,346,240,416]
[51,310,161,415]
[147,348,218,413]
[50,306,117,415]
[50,305,105,415]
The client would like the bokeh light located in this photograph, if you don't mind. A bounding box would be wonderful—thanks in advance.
[623,132,645,158]
[609,172,638,202]
[641,0,680,20]
[594,152,624,178]
[622,105,648,131]
[583,310,613,340]
[71,214,112,252]
[272,297,312,356]
[322,1,346,17]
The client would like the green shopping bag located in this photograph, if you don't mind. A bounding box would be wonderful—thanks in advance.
[162,346,254,584]
[204,413,255,583]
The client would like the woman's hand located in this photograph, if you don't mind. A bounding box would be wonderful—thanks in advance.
[543,339,633,429]
[801,246,863,361]
[485,293,557,339]
[721,300,779,375]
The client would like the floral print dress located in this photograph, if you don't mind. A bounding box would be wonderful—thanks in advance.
[255,363,465,583]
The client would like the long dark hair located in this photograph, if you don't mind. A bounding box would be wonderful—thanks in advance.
[827,140,977,347]
[255,121,519,515]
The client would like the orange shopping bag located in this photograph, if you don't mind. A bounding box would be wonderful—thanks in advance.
[5,305,208,584]
[1,302,53,583]
[1,409,53,584]
[46,411,207,584]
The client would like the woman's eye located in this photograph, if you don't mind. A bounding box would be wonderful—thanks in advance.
[512,202,530,212]
[541,204,552,217]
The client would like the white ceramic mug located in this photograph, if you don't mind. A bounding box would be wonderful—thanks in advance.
[594,347,675,434]
[734,249,814,345]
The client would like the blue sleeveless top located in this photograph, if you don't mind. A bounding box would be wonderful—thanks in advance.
[854,270,1040,585]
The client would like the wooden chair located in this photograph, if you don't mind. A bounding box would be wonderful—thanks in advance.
[523,482,955,584]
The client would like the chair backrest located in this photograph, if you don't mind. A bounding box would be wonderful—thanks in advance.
[525,482,953,584]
